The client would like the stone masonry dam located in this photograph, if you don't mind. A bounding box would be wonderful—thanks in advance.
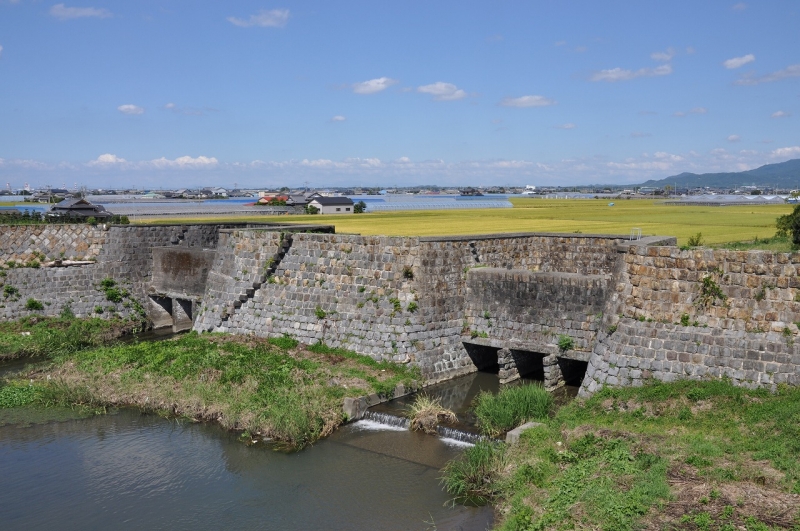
[2,222,800,395]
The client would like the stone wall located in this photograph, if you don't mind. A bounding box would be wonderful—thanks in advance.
[465,268,609,352]
[198,231,629,381]
[0,225,107,263]
[581,245,800,396]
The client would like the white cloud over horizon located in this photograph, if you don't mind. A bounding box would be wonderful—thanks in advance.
[330,115,346,122]
[591,64,672,82]
[771,111,791,118]
[555,123,576,129]
[117,104,144,115]
[499,95,556,107]
[723,54,755,69]
[727,134,741,142]
[227,9,289,28]
[352,77,398,94]
[3,146,792,189]
[0,45,3,58]
[417,82,467,101]
[732,2,747,10]
[49,3,111,20]
[734,64,800,85]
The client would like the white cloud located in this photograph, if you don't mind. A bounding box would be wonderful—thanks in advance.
[723,54,755,69]
[772,146,800,158]
[735,64,800,85]
[0,45,3,58]
[591,64,672,82]
[352,77,397,95]
[117,104,144,115]
[148,155,218,169]
[330,115,346,122]
[732,2,747,10]
[650,48,675,62]
[227,9,289,28]
[771,110,791,118]
[554,40,567,47]
[555,123,576,129]
[686,46,696,54]
[690,107,708,114]
[164,102,176,109]
[49,3,111,20]
[87,153,128,167]
[630,132,651,138]
[727,134,741,142]
[499,95,556,107]
[417,82,467,101]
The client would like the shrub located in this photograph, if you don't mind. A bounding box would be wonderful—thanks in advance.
[473,384,553,437]
[314,306,326,319]
[3,285,19,299]
[25,298,44,311]
[402,265,414,280]
[557,334,574,351]
[680,313,690,326]
[687,232,704,247]
[406,301,418,313]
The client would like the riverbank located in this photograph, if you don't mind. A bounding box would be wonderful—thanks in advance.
[443,379,800,530]
[0,319,420,447]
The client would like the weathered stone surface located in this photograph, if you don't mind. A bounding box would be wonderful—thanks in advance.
[506,422,544,444]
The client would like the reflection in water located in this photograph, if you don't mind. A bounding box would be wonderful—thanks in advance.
[0,409,492,531]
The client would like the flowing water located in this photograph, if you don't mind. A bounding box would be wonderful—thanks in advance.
[0,408,493,530]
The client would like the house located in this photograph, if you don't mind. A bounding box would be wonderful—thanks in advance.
[307,196,354,214]
[46,198,113,221]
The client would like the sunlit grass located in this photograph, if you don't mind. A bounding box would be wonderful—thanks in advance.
[134,199,792,247]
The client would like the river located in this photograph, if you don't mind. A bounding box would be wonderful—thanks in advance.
[0,375,494,531]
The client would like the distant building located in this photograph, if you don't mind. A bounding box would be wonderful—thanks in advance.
[307,196,354,214]
[46,198,113,221]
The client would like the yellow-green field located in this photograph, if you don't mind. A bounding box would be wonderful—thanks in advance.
[139,198,793,246]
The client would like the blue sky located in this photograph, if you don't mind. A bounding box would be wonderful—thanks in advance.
[0,1,798,189]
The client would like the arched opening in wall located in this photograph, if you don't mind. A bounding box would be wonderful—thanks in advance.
[509,350,545,381]
[463,342,500,374]
[557,358,589,387]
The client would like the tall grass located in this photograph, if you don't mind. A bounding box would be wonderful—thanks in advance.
[473,383,553,437]
[407,394,456,434]
[440,440,507,506]
[0,316,130,360]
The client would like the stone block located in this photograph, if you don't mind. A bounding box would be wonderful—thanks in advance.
[505,422,544,444]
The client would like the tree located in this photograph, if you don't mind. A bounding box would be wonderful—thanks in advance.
[776,204,800,247]
[305,205,319,215]
[353,200,367,214]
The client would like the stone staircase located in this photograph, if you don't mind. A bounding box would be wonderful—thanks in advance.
[220,233,293,322]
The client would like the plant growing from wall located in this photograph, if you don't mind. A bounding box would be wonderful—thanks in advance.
[557,334,574,352]
[315,306,327,319]
[25,298,44,311]
[407,301,418,313]
[3,285,20,301]
[680,313,690,326]
[696,273,727,308]
[402,265,414,280]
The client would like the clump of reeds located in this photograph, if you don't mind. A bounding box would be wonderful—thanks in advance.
[408,394,457,434]
[440,440,506,506]
[473,383,553,437]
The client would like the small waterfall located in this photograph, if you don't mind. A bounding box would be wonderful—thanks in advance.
[359,411,411,430]
[435,426,486,445]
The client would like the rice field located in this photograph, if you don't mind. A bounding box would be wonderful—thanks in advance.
[139,198,793,246]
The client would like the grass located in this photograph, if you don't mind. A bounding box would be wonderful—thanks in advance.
[443,379,800,530]
[134,199,793,247]
[473,383,554,437]
[407,394,457,434]
[0,323,420,448]
[0,315,140,361]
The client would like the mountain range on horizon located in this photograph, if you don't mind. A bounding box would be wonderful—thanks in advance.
[640,159,800,190]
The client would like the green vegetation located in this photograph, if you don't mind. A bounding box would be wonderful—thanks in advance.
[557,334,574,352]
[443,379,800,530]
[24,298,44,311]
[441,440,508,505]
[407,394,456,434]
[0,316,136,361]
[0,322,419,448]
[473,384,553,437]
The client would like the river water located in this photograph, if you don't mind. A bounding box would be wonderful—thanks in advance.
[0,398,493,530]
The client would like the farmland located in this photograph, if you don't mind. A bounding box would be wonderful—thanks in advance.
[138,198,793,247]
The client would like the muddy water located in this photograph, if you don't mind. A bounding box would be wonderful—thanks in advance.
[0,408,493,531]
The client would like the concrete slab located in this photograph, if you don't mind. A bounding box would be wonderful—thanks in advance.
[505,421,544,444]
